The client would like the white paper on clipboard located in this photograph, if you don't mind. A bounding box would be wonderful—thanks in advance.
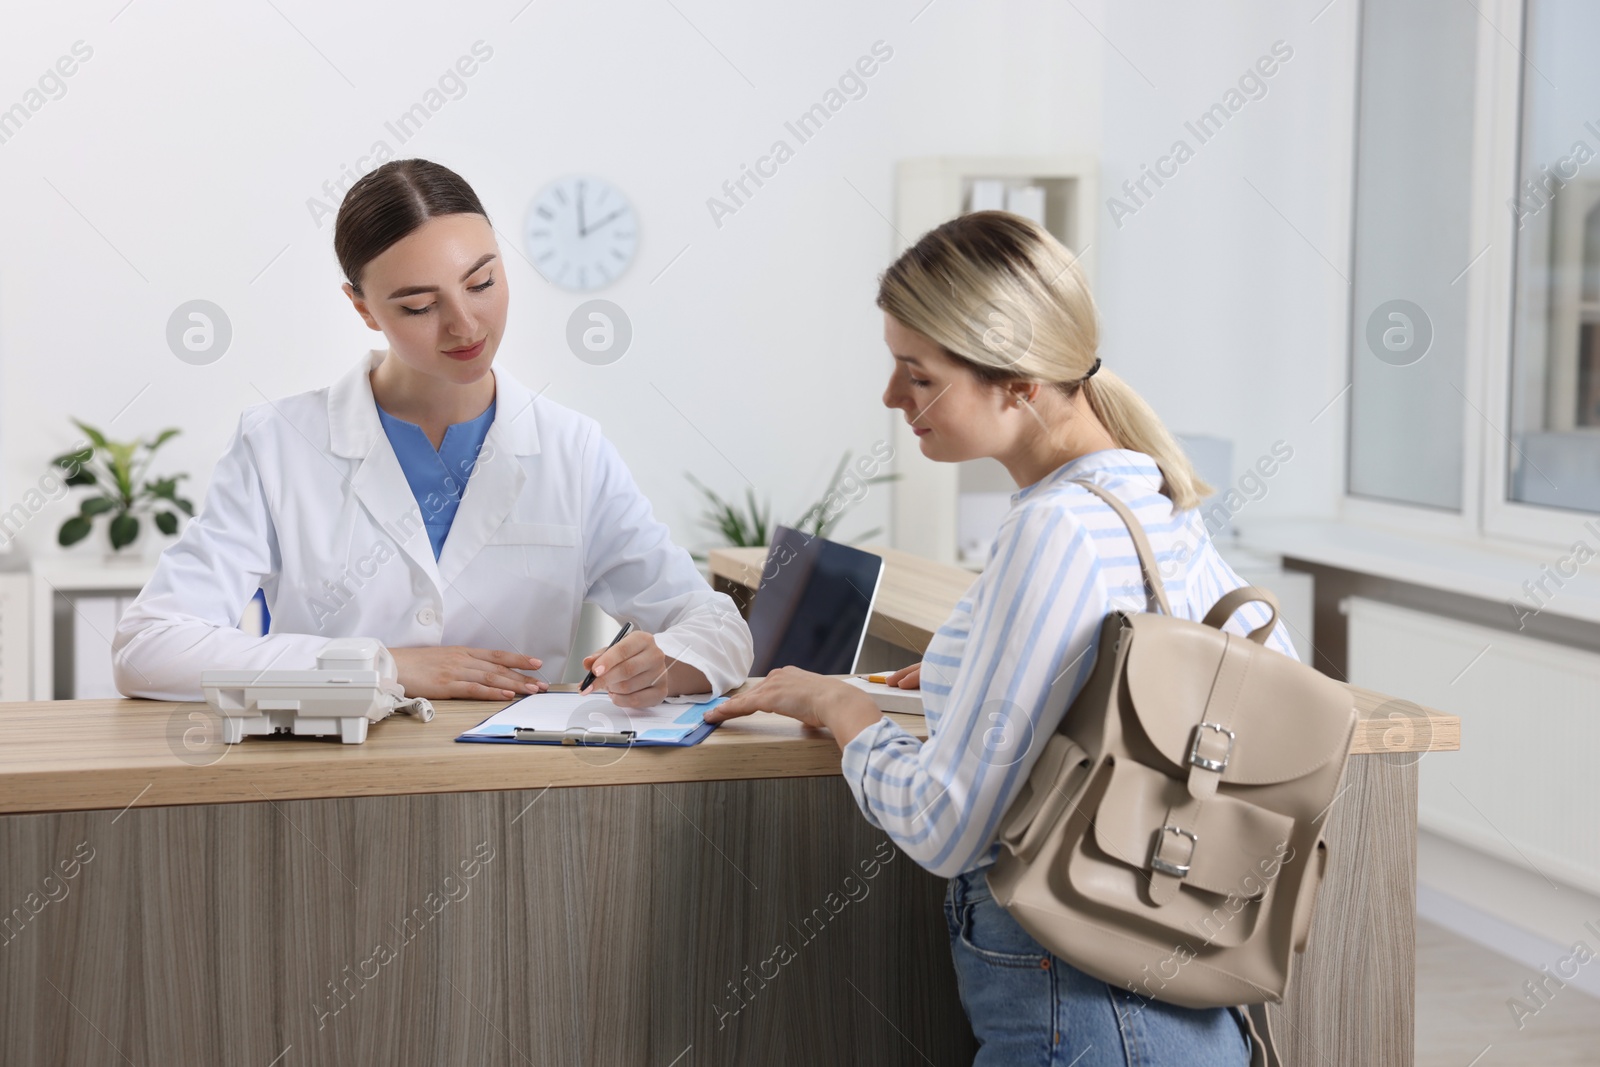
[458,691,722,744]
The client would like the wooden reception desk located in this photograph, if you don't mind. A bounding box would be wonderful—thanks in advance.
[0,546,1457,1067]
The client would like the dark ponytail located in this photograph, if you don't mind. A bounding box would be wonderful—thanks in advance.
[333,159,488,295]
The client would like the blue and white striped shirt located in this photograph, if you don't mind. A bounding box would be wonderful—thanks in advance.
[839,448,1297,879]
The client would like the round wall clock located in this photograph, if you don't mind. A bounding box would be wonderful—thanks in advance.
[523,176,638,291]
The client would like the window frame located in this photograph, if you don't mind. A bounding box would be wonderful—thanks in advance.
[1342,0,1596,553]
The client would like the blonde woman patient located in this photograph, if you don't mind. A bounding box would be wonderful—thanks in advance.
[708,212,1294,1066]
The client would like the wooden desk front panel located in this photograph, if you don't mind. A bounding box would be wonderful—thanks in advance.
[1271,754,1418,1066]
[0,778,975,1066]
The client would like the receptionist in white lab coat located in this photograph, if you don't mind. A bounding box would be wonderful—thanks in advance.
[112,158,753,705]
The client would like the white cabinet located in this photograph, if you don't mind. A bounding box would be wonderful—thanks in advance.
[69,593,137,699]
[29,560,275,699]
[31,561,155,700]
[0,569,32,702]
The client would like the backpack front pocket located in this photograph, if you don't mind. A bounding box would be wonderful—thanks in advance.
[1062,757,1296,949]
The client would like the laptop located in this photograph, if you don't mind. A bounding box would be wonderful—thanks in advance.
[746,526,885,676]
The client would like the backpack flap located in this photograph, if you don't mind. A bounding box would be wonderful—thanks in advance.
[1121,613,1354,801]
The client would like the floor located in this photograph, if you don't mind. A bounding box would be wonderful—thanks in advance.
[1415,917,1600,1066]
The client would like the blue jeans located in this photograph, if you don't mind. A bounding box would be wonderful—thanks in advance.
[945,869,1252,1067]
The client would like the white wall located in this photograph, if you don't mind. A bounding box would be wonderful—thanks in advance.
[0,0,1353,575]
[0,0,1101,565]
[1096,1,1357,523]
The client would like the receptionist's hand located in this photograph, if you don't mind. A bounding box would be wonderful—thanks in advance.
[580,629,673,709]
[884,663,921,689]
[704,666,882,750]
[390,646,547,701]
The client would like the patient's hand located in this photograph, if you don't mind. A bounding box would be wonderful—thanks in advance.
[885,663,921,689]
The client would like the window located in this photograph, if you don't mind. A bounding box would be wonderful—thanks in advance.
[1345,0,1600,550]
[1507,0,1600,514]
[1346,0,1478,512]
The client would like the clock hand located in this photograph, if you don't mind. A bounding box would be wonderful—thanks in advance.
[584,208,628,235]
[577,187,588,238]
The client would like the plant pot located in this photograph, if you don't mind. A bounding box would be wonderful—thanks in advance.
[102,547,145,566]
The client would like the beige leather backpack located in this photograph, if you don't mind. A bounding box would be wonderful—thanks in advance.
[986,480,1356,1067]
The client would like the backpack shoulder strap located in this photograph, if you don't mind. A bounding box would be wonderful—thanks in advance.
[1068,477,1172,617]
[1244,1003,1283,1067]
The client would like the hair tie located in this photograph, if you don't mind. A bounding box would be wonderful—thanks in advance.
[1081,357,1101,382]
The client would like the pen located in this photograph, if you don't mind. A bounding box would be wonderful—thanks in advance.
[580,621,634,693]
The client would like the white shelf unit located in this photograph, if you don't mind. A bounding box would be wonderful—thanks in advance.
[0,562,32,702]
[888,156,1098,565]
[29,557,274,699]
[32,559,156,701]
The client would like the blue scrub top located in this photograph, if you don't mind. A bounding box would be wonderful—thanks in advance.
[375,399,496,559]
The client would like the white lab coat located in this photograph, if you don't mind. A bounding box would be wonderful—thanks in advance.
[112,350,753,701]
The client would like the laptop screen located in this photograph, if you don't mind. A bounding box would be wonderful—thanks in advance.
[746,526,885,676]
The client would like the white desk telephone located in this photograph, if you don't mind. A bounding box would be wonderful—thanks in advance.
[201,637,435,745]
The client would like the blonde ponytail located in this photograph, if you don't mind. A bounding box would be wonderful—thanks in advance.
[1081,369,1212,510]
[876,211,1212,511]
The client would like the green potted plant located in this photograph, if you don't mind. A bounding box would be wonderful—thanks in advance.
[685,449,898,562]
[52,420,193,557]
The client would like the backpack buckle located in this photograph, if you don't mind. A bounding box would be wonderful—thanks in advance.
[1188,722,1235,773]
[1151,825,1198,878]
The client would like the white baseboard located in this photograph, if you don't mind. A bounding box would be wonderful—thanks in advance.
[1418,830,1600,1000]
